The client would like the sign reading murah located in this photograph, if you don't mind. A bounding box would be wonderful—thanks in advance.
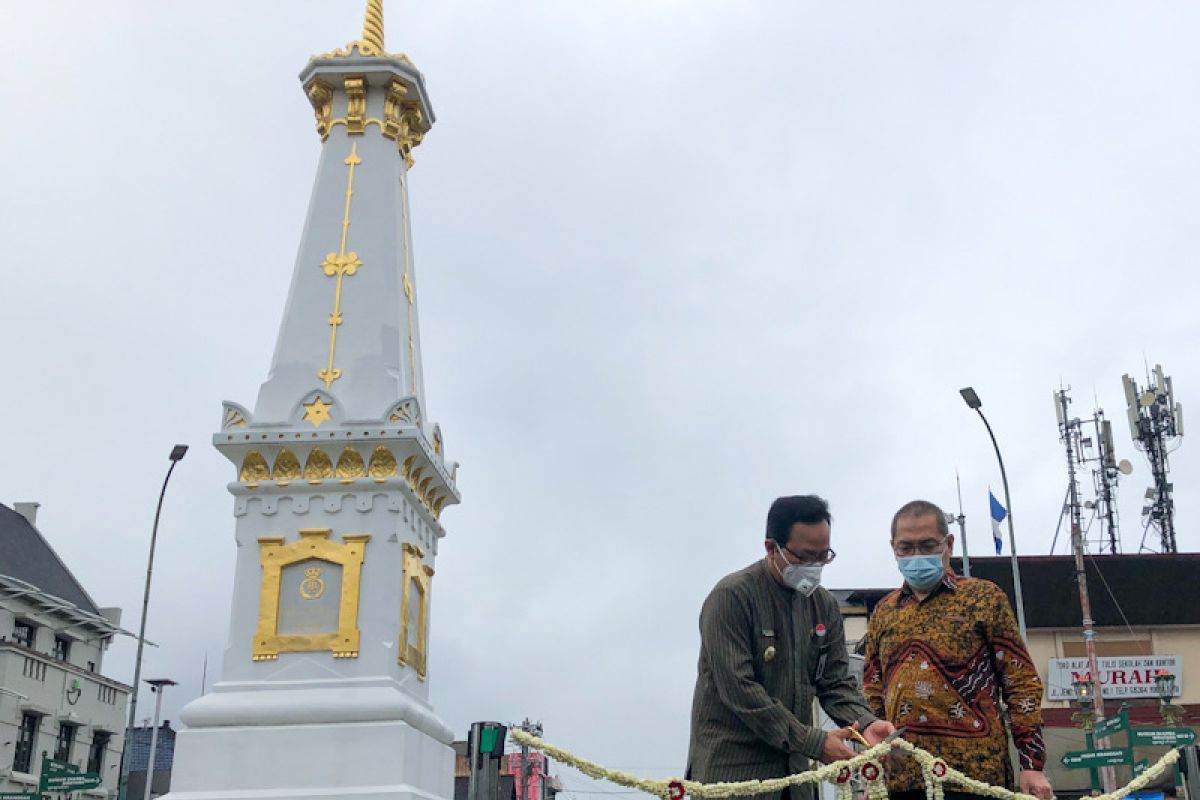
[1046,656,1181,700]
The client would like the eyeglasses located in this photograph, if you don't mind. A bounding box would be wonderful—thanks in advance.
[892,539,946,557]
[779,545,837,566]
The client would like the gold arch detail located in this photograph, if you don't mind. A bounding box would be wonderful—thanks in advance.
[336,447,366,480]
[240,451,270,485]
[304,448,334,482]
[368,445,398,479]
[273,449,302,483]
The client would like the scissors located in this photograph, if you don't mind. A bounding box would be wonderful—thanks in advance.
[845,725,908,749]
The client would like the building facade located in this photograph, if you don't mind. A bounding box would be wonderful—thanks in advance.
[0,503,130,797]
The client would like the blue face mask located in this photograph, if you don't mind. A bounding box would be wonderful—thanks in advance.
[897,555,944,591]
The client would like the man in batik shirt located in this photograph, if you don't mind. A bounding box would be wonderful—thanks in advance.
[864,500,1053,800]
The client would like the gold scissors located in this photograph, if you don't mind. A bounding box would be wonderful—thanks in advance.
[845,725,907,748]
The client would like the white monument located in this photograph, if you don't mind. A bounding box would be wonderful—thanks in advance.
[168,4,458,800]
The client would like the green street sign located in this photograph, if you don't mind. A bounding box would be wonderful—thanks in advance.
[42,756,80,775]
[1061,748,1132,769]
[1134,759,1150,776]
[1094,711,1129,740]
[43,772,102,792]
[1131,727,1197,747]
[0,792,39,800]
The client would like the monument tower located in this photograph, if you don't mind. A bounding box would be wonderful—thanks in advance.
[169,4,458,799]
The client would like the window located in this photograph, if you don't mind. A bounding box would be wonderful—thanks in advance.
[53,635,71,662]
[13,712,40,773]
[55,723,76,763]
[12,619,35,647]
[98,684,117,705]
[22,656,47,681]
[87,731,111,775]
[87,660,96,672]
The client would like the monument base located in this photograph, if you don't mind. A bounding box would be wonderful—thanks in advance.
[165,681,454,800]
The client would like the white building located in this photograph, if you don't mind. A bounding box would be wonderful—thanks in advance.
[0,502,130,797]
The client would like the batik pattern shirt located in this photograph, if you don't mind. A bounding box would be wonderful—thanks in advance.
[863,574,1046,792]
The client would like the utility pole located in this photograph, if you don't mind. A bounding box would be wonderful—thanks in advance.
[512,718,543,800]
[1056,389,1114,793]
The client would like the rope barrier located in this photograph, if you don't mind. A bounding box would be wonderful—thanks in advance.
[509,729,1182,800]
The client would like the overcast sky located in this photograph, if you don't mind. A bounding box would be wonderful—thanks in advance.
[3,0,1199,794]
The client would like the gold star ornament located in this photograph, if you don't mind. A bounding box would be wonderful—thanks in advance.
[303,397,334,427]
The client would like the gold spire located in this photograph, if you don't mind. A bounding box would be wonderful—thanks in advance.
[361,0,385,53]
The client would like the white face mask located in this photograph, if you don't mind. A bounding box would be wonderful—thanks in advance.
[773,550,823,596]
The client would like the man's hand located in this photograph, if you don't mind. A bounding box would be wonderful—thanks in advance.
[819,727,860,764]
[860,719,896,746]
[1019,770,1054,800]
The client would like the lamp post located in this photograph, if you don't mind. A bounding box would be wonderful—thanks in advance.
[1071,678,1102,794]
[142,678,177,800]
[117,444,188,800]
[1155,670,1184,726]
[959,387,1027,637]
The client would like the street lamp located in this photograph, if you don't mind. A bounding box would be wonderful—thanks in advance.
[117,445,188,800]
[1071,677,1097,731]
[143,678,177,800]
[959,387,1027,637]
[1155,670,1183,726]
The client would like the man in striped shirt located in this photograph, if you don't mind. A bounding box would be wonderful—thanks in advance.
[687,495,895,800]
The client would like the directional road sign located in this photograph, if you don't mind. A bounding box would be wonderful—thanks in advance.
[1061,748,1132,769]
[1131,727,1197,747]
[1094,711,1129,740]
[42,772,102,792]
[0,792,39,800]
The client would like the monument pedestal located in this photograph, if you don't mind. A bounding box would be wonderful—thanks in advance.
[171,678,453,800]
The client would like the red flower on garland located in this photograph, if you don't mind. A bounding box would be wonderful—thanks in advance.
[930,761,948,779]
[835,767,852,784]
[860,763,880,782]
[668,781,685,800]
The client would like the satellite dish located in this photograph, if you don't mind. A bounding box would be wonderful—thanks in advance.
[1140,391,1156,408]
[1118,459,1133,475]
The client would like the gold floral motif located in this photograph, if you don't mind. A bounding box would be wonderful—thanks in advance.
[335,447,366,480]
[367,445,398,480]
[239,451,270,485]
[305,79,333,139]
[254,529,370,661]
[304,448,334,482]
[273,449,302,483]
[344,77,367,135]
[223,407,247,429]
[432,429,443,455]
[317,142,363,390]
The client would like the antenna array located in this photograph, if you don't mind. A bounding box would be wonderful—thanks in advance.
[1054,388,1130,554]
[1122,364,1184,553]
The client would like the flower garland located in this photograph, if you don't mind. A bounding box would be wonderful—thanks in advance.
[509,729,1182,800]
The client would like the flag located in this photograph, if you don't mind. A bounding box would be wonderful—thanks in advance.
[989,490,1007,555]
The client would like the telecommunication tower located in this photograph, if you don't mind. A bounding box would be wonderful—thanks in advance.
[1122,365,1184,553]
[1054,388,1131,554]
